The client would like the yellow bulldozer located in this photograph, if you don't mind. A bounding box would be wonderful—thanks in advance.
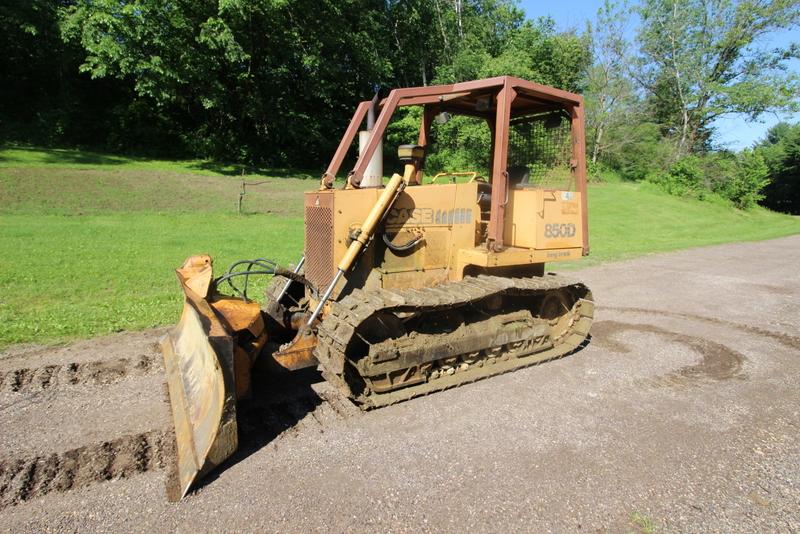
[161,76,594,498]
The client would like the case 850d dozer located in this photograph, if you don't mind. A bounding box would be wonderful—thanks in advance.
[161,76,594,498]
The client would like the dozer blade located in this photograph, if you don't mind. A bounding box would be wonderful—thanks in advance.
[160,256,239,499]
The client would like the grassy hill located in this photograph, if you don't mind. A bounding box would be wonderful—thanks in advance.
[2,145,799,347]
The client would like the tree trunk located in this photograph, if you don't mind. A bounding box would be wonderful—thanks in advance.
[434,0,451,58]
[591,123,604,164]
[454,0,464,40]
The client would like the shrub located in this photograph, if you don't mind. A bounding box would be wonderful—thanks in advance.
[602,122,674,181]
[648,155,705,197]
[723,150,770,209]
[587,160,622,183]
[644,151,769,209]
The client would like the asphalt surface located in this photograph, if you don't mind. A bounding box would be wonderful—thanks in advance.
[1,236,798,533]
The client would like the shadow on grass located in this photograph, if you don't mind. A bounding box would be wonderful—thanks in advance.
[2,143,323,180]
[4,145,134,166]
[188,159,319,179]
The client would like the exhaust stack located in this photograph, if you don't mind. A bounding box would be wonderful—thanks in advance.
[358,92,383,187]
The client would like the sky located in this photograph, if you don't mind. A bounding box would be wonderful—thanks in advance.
[518,0,800,150]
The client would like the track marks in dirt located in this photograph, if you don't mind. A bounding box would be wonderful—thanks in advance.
[0,429,174,510]
[592,320,746,388]
[602,306,800,350]
[0,353,159,394]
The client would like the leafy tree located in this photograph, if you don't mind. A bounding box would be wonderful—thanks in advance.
[433,10,590,92]
[61,0,394,163]
[385,0,448,87]
[635,0,800,156]
[386,5,593,176]
[1,1,63,133]
[0,1,138,148]
[3,0,595,166]
[479,22,591,90]
[432,1,526,83]
[584,1,639,163]
[757,121,800,213]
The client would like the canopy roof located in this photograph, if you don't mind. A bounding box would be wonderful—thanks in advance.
[381,76,582,118]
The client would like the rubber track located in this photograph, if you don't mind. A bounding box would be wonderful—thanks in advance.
[315,274,593,409]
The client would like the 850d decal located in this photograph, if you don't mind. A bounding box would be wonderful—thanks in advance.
[544,223,576,238]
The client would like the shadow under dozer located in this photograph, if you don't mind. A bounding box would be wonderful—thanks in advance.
[188,363,342,496]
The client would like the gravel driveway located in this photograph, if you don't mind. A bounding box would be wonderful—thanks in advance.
[1,236,798,533]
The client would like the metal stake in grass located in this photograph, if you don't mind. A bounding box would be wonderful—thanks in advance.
[237,175,270,214]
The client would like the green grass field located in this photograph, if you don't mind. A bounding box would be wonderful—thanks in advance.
[2,145,799,348]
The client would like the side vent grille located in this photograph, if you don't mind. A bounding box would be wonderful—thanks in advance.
[304,193,335,292]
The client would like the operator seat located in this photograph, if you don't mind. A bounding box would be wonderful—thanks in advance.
[508,165,531,188]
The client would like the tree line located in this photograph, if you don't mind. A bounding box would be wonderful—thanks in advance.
[1,0,798,212]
